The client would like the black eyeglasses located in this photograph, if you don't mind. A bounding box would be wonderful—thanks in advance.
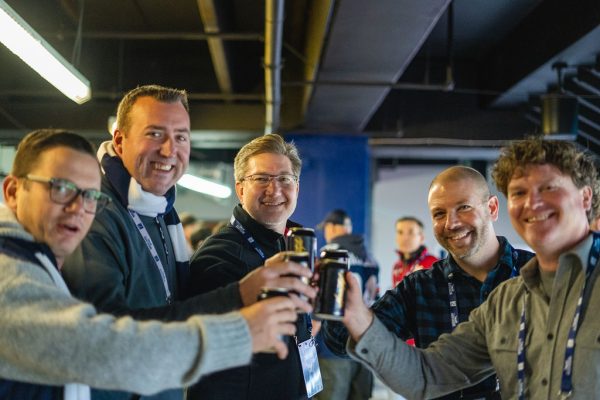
[241,174,299,188]
[24,174,111,214]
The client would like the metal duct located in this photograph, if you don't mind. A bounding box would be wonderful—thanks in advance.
[264,0,284,134]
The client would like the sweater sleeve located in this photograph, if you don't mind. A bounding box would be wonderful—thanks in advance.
[62,207,243,320]
[348,305,495,399]
[0,255,252,394]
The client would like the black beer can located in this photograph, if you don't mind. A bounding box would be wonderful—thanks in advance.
[257,287,290,353]
[283,252,311,300]
[314,259,347,321]
[319,249,349,267]
[257,287,290,302]
[286,227,317,272]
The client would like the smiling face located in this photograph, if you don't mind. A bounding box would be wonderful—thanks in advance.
[507,164,591,260]
[428,177,498,263]
[3,146,101,267]
[235,152,299,233]
[114,96,191,196]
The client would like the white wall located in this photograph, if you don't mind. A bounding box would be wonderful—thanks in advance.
[371,164,528,293]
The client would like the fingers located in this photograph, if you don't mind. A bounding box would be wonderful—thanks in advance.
[273,339,290,360]
[287,292,313,314]
[241,297,298,356]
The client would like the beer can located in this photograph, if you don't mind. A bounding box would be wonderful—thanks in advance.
[314,259,347,321]
[286,227,317,272]
[283,252,311,299]
[256,287,290,353]
[257,287,290,302]
[319,249,349,267]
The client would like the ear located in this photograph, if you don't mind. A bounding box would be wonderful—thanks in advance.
[113,129,125,156]
[3,176,19,212]
[581,185,593,211]
[487,195,499,222]
[235,181,244,203]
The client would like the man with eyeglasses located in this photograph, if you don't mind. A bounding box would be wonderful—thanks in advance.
[61,85,315,400]
[0,129,303,399]
[185,133,317,400]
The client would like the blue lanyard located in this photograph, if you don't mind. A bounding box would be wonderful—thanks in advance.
[129,210,173,304]
[447,253,520,330]
[517,235,600,400]
[230,215,266,261]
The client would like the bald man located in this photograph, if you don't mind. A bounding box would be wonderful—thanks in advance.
[323,166,533,400]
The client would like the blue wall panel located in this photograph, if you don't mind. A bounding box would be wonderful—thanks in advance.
[286,134,371,247]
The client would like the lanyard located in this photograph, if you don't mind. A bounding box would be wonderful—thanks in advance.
[129,210,173,304]
[447,254,520,330]
[230,215,314,334]
[517,235,600,400]
[230,215,266,260]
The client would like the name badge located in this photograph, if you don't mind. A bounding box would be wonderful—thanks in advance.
[297,337,323,397]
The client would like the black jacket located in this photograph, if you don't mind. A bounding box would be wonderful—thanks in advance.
[187,204,310,400]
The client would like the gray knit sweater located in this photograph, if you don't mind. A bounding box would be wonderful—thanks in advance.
[0,205,252,395]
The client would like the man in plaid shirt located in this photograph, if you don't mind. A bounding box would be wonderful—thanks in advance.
[323,166,533,400]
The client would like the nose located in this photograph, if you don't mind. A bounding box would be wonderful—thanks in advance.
[444,211,460,230]
[64,193,86,214]
[159,137,176,157]
[525,190,542,209]
[263,177,283,194]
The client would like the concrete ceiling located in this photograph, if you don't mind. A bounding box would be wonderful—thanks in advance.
[1,0,599,158]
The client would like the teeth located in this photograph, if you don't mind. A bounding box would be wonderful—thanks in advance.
[153,162,172,171]
[526,214,549,222]
[449,232,468,240]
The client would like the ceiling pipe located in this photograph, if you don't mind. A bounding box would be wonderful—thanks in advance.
[264,0,284,134]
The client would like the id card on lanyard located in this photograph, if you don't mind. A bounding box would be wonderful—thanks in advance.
[230,215,323,397]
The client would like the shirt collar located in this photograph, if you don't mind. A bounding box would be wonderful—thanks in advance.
[442,236,515,280]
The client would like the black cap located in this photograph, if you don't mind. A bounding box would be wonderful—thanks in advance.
[317,209,350,229]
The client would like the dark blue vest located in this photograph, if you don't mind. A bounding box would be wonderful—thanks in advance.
[0,236,64,400]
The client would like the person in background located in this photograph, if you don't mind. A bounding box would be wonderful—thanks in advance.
[323,165,534,400]
[180,212,201,256]
[187,134,319,400]
[314,209,379,400]
[342,137,600,399]
[62,86,315,400]
[190,226,213,250]
[0,129,300,400]
[392,216,438,287]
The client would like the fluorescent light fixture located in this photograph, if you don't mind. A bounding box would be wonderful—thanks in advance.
[178,174,232,199]
[0,0,91,104]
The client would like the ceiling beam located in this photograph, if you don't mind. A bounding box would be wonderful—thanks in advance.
[481,0,600,107]
[303,0,451,132]
[197,0,233,95]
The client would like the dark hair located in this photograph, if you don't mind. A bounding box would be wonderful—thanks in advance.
[12,129,96,177]
[492,136,600,221]
[234,134,302,181]
[116,84,189,134]
[396,216,424,229]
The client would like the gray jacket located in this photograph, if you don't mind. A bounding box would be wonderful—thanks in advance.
[349,233,600,399]
[0,205,252,395]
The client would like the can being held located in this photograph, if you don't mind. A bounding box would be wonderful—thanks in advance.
[256,287,290,353]
[319,248,349,267]
[283,251,311,301]
[314,259,347,321]
[286,227,317,272]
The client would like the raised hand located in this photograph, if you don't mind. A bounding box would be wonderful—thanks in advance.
[239,251,317,307]
[240,296,299,359]
[342,271,374,342]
